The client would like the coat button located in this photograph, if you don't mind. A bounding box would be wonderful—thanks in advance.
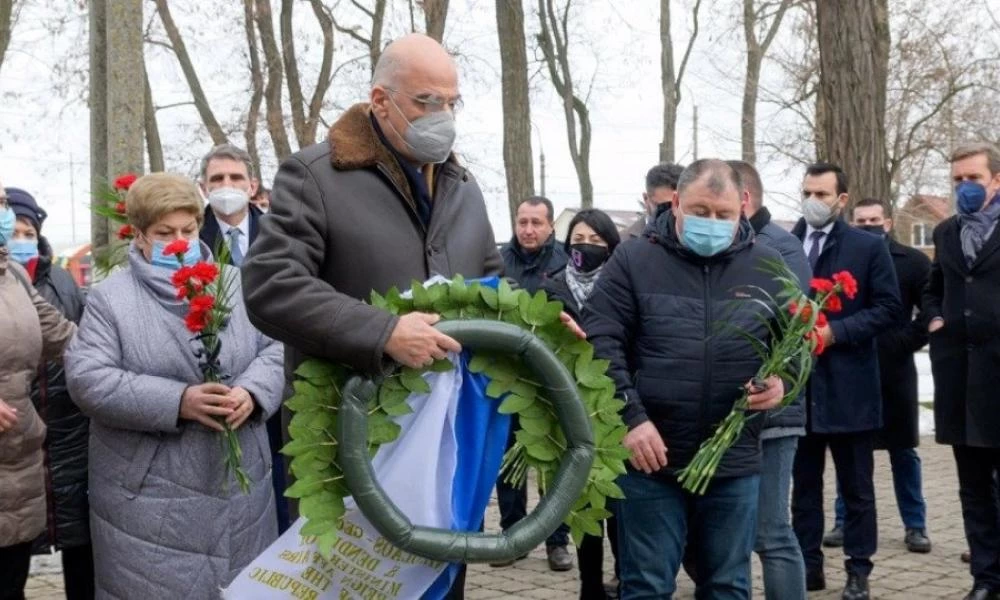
[966,276,974,283]
[964,309,972,317]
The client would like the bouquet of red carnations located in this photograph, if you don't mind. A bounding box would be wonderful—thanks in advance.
[163,239,250,494]
[677,262,857,495]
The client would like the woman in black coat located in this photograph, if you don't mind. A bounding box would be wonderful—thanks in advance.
[543,209,621,600]
[7,189,92,599]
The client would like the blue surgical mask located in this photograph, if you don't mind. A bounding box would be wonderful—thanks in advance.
[0,208,14,246]
[956,181,988,215]
[8,239,39,264]
[681,214,737,257]
[149,238,201,270]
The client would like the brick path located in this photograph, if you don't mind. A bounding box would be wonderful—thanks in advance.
[27,435,974,599]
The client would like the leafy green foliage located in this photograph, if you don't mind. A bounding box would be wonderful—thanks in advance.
[284,277,629,554]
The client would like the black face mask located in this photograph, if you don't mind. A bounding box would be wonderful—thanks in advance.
[569,243,610,273]
[856,224,887,237]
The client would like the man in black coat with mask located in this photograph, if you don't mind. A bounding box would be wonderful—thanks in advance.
[822,198,932,556]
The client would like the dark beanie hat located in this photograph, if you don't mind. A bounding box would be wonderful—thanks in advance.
[5,187,47,232]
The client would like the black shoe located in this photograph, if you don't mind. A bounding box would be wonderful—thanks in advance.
[904,528,931,553]
[806,570,826,592]
[489,552,528,568]
[964,587,1000,600]
[823,525,844,547]
[842,573,870,600]
[547,545,573,571]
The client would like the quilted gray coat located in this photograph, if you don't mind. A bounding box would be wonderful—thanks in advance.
[65,245,284,599]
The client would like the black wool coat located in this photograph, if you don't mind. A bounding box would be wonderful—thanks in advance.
[791,218,903,434]
[924,216,1000,447]
[875,238,931,450]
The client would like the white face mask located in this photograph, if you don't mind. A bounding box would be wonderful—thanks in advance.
[208,187,250,217]
[802,196,837,229]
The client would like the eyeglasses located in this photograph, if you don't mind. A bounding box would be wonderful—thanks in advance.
[386,88,464,114]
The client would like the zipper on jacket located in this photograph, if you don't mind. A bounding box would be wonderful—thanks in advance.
[697,264,712,454]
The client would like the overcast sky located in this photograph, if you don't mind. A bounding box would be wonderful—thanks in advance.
[0,0,962,253]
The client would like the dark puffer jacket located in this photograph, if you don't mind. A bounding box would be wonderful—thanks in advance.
[584,211,784,478]
[500,234,568,294]
[26,237,89,552]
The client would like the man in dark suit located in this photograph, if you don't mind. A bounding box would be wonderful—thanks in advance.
[924,143,1000,600]
[198,143,265,267]
[790,163,903,600]
[823,198,933,555]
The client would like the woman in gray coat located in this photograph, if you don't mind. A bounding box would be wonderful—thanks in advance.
[65,173,284,599]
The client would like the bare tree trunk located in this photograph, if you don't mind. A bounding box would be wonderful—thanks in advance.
[0,0,17,77]
[422,0,449,42]
[741,0,794,165]
[89,0,109,251]
[816,0,890,202]
[143,66,164,172]
[659,0,701,163]
[243,0,264,178]
[280,0,335,148]
[537,0,592,208]
[496,0,534,227]
[153,0,227,146]
[332,0,387,77]
[254,0,292,160]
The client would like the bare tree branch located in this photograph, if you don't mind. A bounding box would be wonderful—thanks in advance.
[143,64,165,172]
[420,0,450,42]
[0,0,20,77]
[331,0,386,75]
[740,0,795,163]
[660,0,703,162]
[537,0,593,208]
[253,0,292,160]
[243,0,264,178]
[153,0,228,145]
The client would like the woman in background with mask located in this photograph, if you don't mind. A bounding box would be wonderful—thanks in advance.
[5,188,93,599]
[543,209,621,600]
[64,173,285,599]
[0,183,78,600]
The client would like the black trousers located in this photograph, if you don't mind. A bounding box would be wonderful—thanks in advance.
[792,430,877,577]
[62,544,96,600]
[0,542,32,600]
[953,445,1000,591]
[577,517,620,600]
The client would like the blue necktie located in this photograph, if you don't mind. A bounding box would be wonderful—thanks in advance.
[808,231,825,270]
[226,228,244,266]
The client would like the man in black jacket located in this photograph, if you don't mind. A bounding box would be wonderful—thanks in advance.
[495,195,572,571]
[585,159,786,599]
[790,163,903,600]
[823,198,932,554]
[624,162,685,239]
[925,143,1000,600]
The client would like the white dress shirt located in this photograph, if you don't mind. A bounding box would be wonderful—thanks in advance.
[216,212,250,257]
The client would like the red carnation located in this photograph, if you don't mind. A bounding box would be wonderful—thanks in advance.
[113,173,138,191]
[816,312,829,328]
[184,310,210,333]
[810,278,835,294]
[832,271,858,300]
[191,262,219,284]
[117,224,134,240]
[788,301,799,316]
[805,328,827,355]
[798,303,814,323]
[824,294,843,313]
[163,239,190,257]
[115,202,127,214]
[190,295,215,313]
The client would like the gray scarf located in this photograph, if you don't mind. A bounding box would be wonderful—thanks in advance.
[959,198,1000,267]
[564,264,602,311]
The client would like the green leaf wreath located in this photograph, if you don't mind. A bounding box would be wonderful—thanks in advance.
[283,277,631,557]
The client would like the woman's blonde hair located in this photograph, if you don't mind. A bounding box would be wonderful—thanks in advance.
[126,173,204,234]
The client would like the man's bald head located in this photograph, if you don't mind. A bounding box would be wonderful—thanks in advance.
[372,33,457,90]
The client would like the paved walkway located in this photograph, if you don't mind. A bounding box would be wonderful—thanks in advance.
[27,436,974,599]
